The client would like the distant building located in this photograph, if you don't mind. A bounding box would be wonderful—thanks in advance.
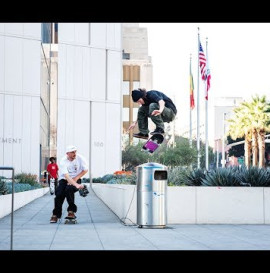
[122,24,153,142]
[213,97,244,165]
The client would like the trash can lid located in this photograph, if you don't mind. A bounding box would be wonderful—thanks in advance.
[137,162,167,169]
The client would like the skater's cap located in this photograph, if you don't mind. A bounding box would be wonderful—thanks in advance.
[131,89,144,102]
[66,145,77,153]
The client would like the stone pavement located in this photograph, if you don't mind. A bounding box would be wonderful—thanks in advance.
[1,186,270,251]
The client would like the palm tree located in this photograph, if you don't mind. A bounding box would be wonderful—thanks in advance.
[243,95,270,167]
[228,95,270,168]
[240,100,259,167]
[227,107,252,168]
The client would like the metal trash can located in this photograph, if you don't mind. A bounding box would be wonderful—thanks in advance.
[136,162,168,228]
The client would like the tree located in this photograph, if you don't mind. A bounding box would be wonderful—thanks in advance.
[228,95,270,168]
[121,135,198,170]
[241,95,270,167]
[227,135,244,158]
[227,106,252,168]
[122,140,150,171]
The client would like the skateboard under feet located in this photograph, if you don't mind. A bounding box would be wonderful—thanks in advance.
[64,216,77,224]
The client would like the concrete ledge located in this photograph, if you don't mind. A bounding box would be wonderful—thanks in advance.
[196,187,264,224]
[0,187,49,219]
[92,184,136,224]
[92,184,270,224]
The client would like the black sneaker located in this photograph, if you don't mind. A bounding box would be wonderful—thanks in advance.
[133,132,149,139]
[150,128,165,135]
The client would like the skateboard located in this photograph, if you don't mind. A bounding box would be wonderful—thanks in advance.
[142,133,164,153]
[49,178,55,195]
[64,216,77,224]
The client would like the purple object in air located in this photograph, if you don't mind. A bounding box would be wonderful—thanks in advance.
[144,140,159,152]
[142,133,164,153]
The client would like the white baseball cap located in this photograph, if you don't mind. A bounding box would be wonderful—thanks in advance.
[66,145,77,153]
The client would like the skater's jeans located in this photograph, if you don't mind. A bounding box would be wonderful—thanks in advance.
[137,103,176,134]
[52,179,81,218]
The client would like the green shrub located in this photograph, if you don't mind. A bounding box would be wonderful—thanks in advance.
[107,178,118,184]
[122,141,150,171]
[92,177,105,183]
[201,167,241,186]
[0,179,8,195]
[6,182,32,193]
[91,167,270,187]
[82,178,90,183]
[113,173,136,185]
[93,172,136,185]
[15,173,38,186]
[183,168,206,186]
[167,167,189,186]
[237,167,270,187]
[101,174,115,183]
[92,174,117,184]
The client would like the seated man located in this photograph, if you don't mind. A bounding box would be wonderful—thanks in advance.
[50,145,88,223]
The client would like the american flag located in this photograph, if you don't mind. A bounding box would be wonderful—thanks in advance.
[199,41,207,81]
[199,40,211,100]
[205,66,211,100]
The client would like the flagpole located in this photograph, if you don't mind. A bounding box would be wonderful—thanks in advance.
[205,37,209,171]
[197,27,201,169]
[189,54,192,148]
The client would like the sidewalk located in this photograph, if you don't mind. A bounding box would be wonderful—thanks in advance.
[1,186,270,250]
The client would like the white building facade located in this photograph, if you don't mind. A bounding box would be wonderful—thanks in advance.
[0,23,41,178]
[0,23,123,180]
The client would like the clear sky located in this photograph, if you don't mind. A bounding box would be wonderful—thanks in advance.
[139,23,270,146]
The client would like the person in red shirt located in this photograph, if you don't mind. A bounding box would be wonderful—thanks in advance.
[47,157,59,194]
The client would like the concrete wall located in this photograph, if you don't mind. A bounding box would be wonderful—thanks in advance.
[57,23,122,179]
[0,187,49,218]
[0,23,41,177]
[92,184,270,224]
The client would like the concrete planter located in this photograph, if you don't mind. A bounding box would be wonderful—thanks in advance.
[0,187,49,219]
[91,184,270,224]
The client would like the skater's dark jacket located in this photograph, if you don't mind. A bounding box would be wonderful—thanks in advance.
[142,90,177,115]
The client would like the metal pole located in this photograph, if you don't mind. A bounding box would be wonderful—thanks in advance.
[11,168,14,250]
[222,113,226,168]
[197,28,201,169]
[205,99,208,170]
[129,65,134,145]
[205,37,209,171]
[0,166,14,250]
[216,140,219,168]
[189,55,193,148]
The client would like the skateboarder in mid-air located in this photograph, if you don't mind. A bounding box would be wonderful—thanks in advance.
[128,88,177,139]
[50,145,88,223]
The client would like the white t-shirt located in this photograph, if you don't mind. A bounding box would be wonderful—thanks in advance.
[58,153,88,180]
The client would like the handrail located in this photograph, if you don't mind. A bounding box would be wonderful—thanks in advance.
[0,167,15,250]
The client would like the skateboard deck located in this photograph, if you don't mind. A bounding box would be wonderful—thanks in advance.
[142,133,164,153]
[49,178,55,195]
[64,216,77,224]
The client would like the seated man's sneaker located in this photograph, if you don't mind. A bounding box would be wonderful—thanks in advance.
[50,215,58,223]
